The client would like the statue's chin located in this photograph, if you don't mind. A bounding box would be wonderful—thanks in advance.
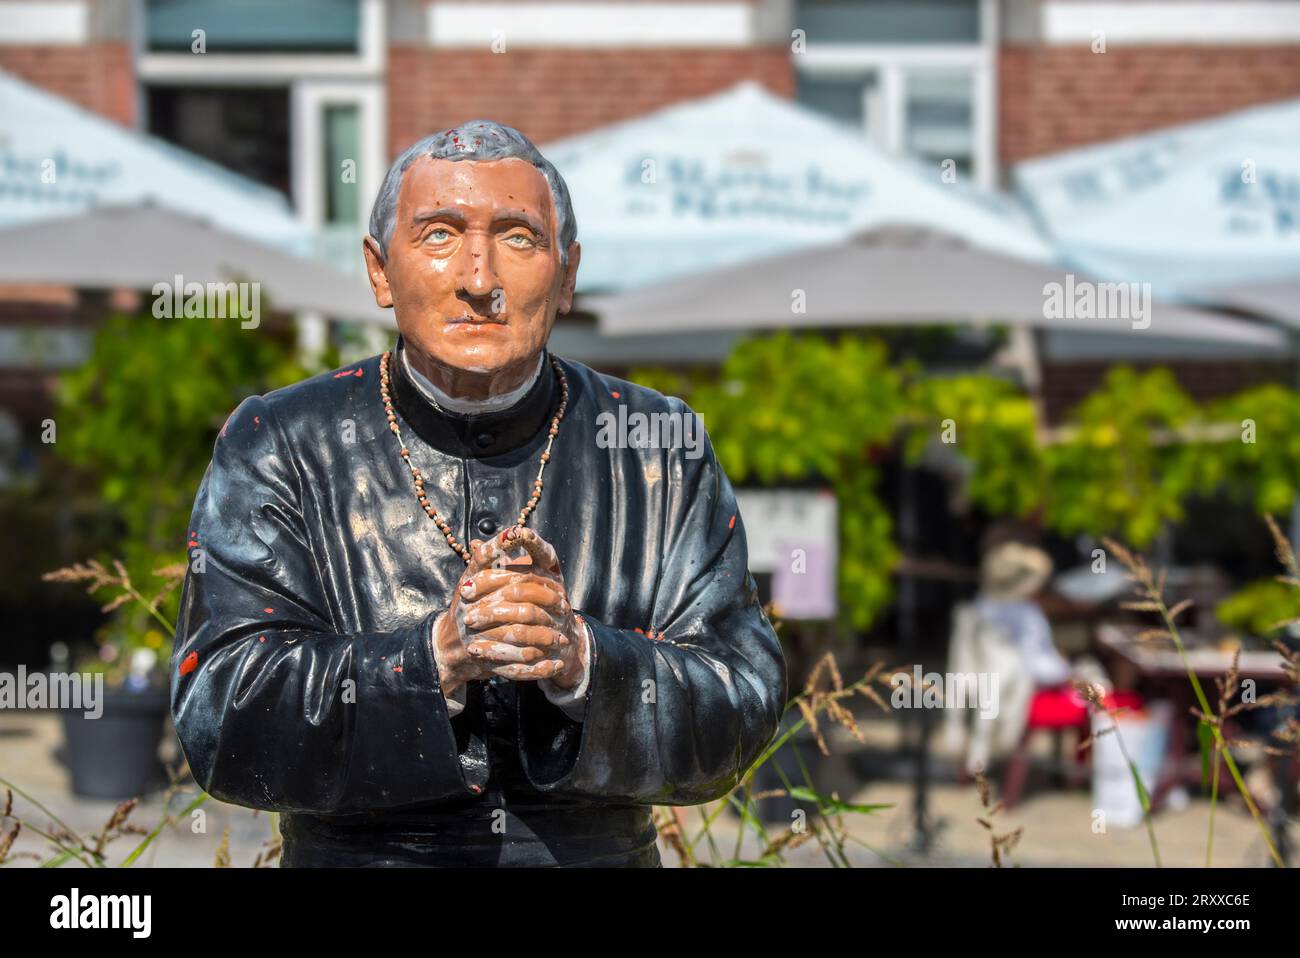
[411,338,543,388]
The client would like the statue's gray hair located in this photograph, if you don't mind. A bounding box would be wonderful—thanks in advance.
[367,120,577,266]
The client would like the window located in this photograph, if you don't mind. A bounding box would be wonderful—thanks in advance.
[137,0,386,286]
[323,105,360,226]
[795,0,981,45]
[147,86,292,198]
[316,103,364,273]
[904,71,975,176]
[793,0,993,184]
[796,70,877,131]
[145,0,361,54]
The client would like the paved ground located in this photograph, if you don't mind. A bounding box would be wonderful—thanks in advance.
[0,710,1285,868]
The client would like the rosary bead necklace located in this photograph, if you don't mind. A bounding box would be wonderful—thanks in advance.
[379,349,568,563]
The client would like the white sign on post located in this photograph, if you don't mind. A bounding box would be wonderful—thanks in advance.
[734,488,838,620]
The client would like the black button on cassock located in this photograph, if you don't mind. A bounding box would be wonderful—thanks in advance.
[477,516,497,536]
[475,432,494,449]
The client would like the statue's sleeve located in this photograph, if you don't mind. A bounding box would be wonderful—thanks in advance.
[171,395,479,815]
[516,403,788,804]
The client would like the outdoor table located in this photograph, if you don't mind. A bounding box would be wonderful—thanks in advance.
[1094,623,1297,860]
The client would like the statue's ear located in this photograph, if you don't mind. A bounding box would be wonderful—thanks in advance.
[363,236,394,309]
[557,242,581,315]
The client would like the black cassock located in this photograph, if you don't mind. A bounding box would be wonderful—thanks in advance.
[171,338,787,867]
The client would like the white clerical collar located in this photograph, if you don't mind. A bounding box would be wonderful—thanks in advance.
[400,344,544,415]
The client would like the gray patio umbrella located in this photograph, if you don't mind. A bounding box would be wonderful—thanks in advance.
[585,227,1285,348]
[1199,275,1300,330]
[0,204,392,326]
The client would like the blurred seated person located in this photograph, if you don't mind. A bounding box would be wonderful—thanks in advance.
[976,542,1070,686]
[943,542,1109,777]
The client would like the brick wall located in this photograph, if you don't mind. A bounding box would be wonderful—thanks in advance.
[1000,45,1300,165]
[387,46,795,155]
[0,42,136,126]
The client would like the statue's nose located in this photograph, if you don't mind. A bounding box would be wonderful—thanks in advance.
[456,234,500,300]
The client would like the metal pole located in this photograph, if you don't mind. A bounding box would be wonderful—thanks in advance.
[898,459,934,853]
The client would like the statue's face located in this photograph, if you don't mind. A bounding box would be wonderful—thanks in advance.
[365,155,579,380]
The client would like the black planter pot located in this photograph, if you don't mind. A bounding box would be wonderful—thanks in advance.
[60,684,169,800]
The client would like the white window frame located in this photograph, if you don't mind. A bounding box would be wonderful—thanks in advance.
[0,1,89,44]
[136,0,385,80]
[292,79,386,236]
[132,0,390,349]
[1041,1,1300,45]
[134,0,388,225]
[794,0,998,188]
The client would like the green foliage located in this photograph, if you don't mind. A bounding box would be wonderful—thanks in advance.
[635,336,1300,634]
[635,332,910,629]
[1202,385,1300,515]
[1214,577,1300,637]
[684,332,909,484]
[1044,367,1200,547]
[907,373,1042,517]
[55,311,319,553]
[834,467,898,630]
[49,309,329,675]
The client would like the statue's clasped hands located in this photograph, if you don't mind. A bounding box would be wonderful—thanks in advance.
[434,526,589,699]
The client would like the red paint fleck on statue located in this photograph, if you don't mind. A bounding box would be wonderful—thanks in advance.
[179,651,199,676]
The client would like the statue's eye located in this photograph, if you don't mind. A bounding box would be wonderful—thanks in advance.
[505,233,534,248]
[426,228,451,243]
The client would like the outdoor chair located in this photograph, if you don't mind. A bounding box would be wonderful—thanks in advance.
[1001,686,1143,809]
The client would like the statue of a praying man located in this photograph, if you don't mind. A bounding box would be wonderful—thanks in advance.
[170,121,788,867]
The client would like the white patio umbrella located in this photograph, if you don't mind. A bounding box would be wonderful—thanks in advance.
[544,81,1056,294]
[1015,97,1300,299]
[0,68,310,253]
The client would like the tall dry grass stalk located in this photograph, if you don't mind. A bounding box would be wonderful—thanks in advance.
[973,769,1023,867]
[1103,534,1291,868]
[654,646,898,867]
[1074,681,1163,867]
[41,559,185,639]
